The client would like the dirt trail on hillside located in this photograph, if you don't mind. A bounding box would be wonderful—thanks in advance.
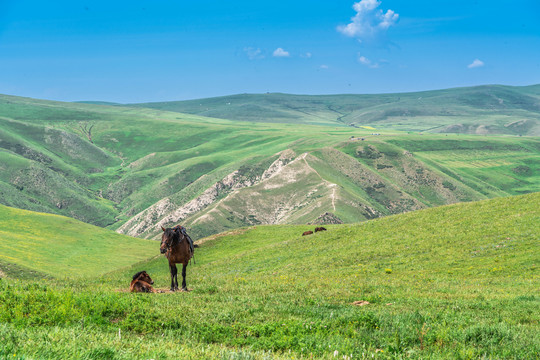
[301,153,337,211]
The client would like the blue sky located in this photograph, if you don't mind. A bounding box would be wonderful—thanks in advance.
[1,0,539,102]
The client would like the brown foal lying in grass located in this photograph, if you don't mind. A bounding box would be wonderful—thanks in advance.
[130,271,156,293]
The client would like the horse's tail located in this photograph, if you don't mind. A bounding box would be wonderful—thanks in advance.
[186,233,195,265]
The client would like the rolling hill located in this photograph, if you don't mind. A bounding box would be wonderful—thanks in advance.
[128,84,540,136]
[1,193,538,359]
[0,90,539,240]
[0,203,156,278]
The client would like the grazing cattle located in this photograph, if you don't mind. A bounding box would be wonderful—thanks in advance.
[314,227,327,232]
[302,230,313,236]
[160,225,194,291]
[130,271,155,293]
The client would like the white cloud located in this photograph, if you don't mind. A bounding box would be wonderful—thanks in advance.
[319,64,329,69]
[273,47,290,57]
[358,55,370,65]
[302,52,313,58]
[337,0,399,42]
[244,47,264,60]
[467,59,485,69]
[358,54,380,68]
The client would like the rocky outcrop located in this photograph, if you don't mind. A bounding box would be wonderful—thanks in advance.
[116,198,176,237]
[308,212,343,225]
[261,149,296,180]
[116,149,297,238]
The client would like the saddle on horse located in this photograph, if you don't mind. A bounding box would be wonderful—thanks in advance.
[172,225,194,255]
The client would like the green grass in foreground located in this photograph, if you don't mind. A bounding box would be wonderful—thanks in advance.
[0,204,156,278]
[0,193,539,359]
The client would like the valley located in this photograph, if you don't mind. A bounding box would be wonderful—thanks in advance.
[0,85,539,359]
[2,1,539,358]
[1,87,539,240]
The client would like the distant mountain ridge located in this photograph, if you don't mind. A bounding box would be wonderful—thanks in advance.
[126,84,540,136]
[74,101,121,106]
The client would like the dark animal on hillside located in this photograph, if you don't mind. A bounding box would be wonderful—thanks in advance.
[314,227,327,232]
[160,225,194,291]
[302,230,313,236]
[130,271,155,293]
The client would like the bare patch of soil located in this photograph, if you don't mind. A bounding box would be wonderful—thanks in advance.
[115,288,192,294]
[352,300,370,306]
[154,288,192,293]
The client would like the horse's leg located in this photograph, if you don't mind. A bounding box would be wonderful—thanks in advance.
[169,264,178,291]
[174,264,179,291]
[181,263,188,291]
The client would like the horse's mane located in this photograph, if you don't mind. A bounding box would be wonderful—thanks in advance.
[164,228,181,244]
[132,271,146,280]
[165,225,195,258]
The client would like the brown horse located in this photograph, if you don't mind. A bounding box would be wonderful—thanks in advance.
[160,225,194,291]
[314,227,327,232]
[302,230,313,236]
[130,271,155,293]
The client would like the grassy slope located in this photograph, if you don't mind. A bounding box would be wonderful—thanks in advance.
[0,193,538,359]
[129,84,540,135]
[0,204,156,278]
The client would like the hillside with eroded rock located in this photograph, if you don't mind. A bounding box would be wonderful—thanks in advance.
[1,92,539,239]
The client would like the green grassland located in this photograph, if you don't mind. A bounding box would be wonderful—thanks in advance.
[1,91,540,240]
[129,84,540,136]
[0,204,156,278]
[1,86,539,359]
[0,193,538,359]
